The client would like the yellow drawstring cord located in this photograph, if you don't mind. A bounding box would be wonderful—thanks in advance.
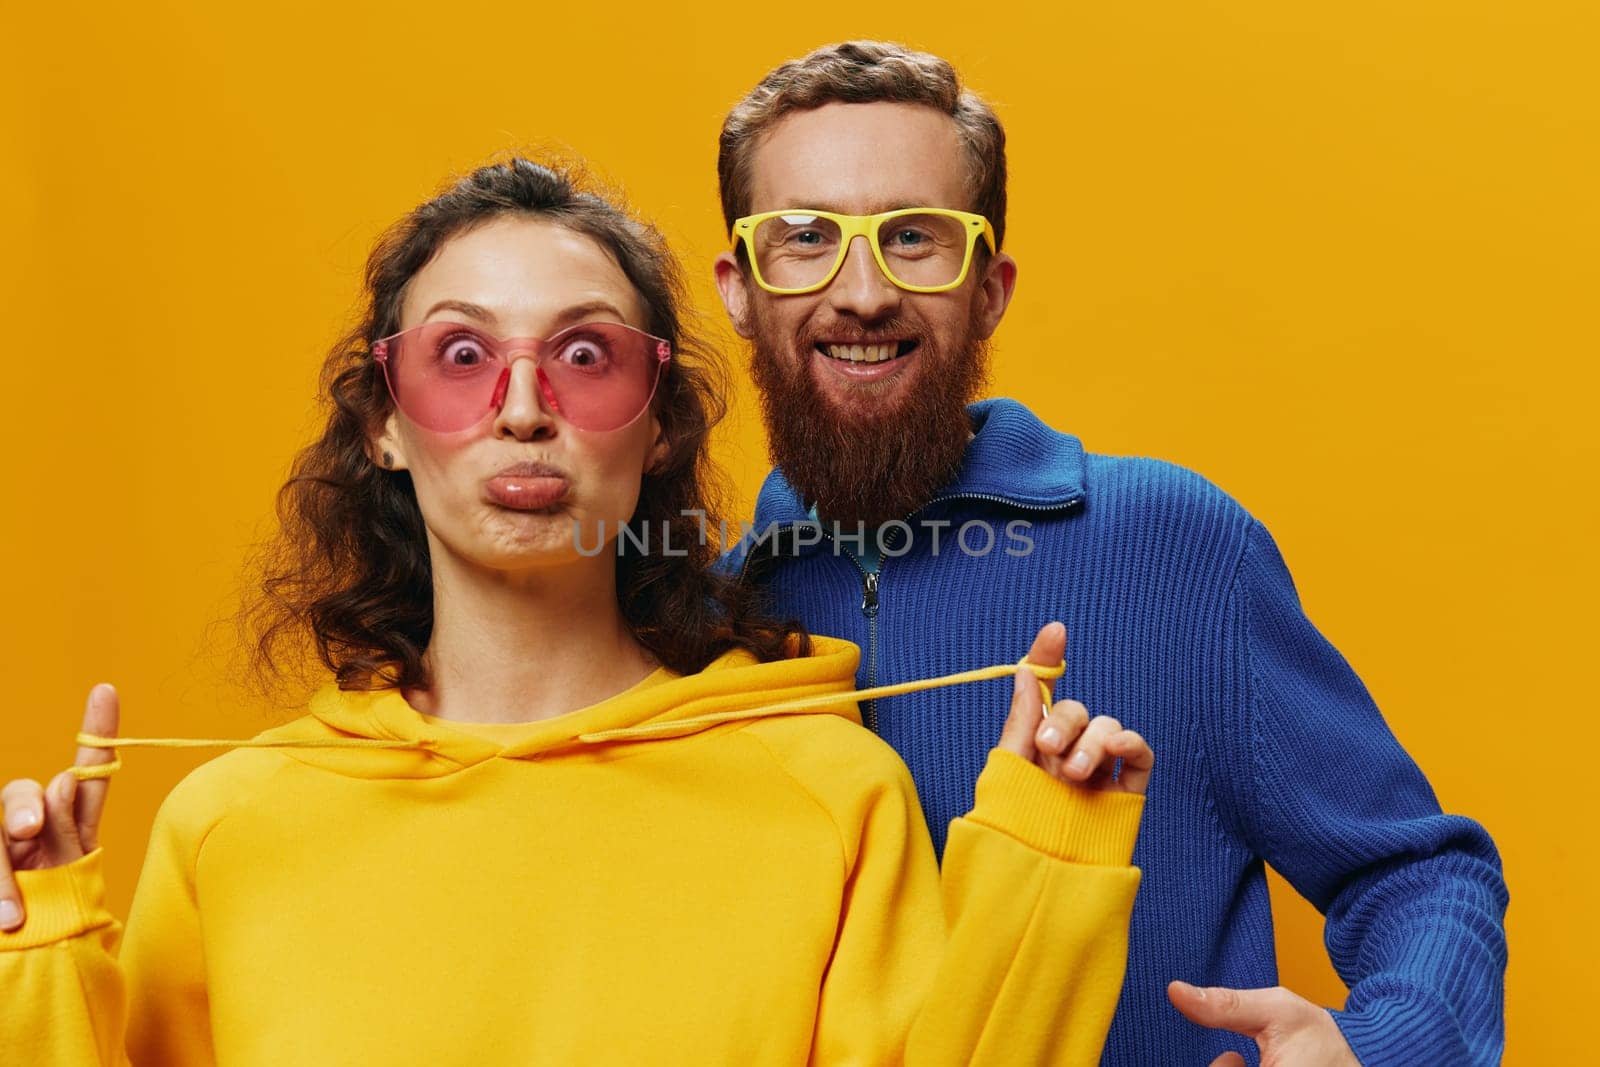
[577,656,1062,743]
[66,737,434,781]
[68,656,1064,781]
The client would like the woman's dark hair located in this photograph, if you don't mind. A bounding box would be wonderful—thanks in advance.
[243,157,808,693]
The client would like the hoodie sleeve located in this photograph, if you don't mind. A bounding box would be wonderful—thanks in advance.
[0,849,130,1065]
[808,743,1143,1066]
[0,786,219,1065]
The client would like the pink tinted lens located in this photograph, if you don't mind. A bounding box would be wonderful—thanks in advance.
[381,322,506,432]
[378,321,668,432]
[537,322,667,431]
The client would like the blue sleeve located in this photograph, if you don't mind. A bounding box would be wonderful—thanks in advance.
[1211,516,1508,1066]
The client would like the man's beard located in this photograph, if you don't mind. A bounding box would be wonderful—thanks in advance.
[746,303,991,529]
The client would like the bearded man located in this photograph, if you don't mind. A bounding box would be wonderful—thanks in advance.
[714,40,1507,1067]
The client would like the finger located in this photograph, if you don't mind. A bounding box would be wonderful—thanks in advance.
[995,622,1065,757]
[1107,729,1154,795]
[1033,699,1090,779]
[1063,714,1123,782]
[1034,698,1091,753]
[40,772,84,864]
[1165,981,1290,1038]
[1207,1055,1247,1067]
[995,660,1045,760]
[73,683,119,853]
[1023,621,1066,703]
[1,778,47,842]
[0,823,21,931]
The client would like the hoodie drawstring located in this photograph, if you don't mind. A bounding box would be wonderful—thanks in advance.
[67,657,1064,781]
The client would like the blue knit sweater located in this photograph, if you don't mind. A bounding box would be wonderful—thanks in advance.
[725,397,1508,1066]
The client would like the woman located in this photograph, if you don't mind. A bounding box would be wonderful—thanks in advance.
[0,159,1152,1065]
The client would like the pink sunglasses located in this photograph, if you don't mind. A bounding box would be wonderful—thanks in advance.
[371,320,672,433]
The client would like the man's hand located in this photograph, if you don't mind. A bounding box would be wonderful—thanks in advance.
[997,621,1152,793]
[1166,981,1360,1066]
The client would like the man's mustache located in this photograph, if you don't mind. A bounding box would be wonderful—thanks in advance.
[793,319,929,349]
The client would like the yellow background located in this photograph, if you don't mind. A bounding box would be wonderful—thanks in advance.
[4,2,1594,1060]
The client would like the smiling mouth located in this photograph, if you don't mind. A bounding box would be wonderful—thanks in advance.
[814,340,919,365]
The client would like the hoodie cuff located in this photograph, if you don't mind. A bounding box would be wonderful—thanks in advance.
[964,748,1144,867]
[0,848,115,950]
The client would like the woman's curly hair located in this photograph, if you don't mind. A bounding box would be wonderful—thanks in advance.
[242,157,807,694]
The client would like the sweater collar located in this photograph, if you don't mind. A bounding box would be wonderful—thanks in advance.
[251,636,863,780]
[752,396,1087,526]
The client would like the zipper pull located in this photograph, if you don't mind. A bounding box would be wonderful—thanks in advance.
[861,571,879,617]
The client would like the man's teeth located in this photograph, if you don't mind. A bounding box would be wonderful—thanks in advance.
[824,343,902,363]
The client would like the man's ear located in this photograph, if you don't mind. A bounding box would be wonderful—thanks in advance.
[369,411,409,472]
[713,251,755,339]
[974,251,1018,341]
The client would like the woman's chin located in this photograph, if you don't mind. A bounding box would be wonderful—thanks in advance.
[479,517,625,570]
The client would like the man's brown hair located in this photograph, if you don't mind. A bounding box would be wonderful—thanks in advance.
[718,40,1008,249]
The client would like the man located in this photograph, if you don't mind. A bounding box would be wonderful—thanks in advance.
[712,41,1508,1067]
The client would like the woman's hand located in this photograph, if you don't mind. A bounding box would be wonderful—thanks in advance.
[0,683,119,931]
[996,622,1153,794]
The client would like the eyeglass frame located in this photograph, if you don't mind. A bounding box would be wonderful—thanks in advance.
[729,207,999,295]
[369,319,673,434]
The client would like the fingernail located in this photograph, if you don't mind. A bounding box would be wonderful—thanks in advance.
[1070,751,1091,773]
[12,808,39,832]
[1038,725,1062,748]
[0,899,20,930]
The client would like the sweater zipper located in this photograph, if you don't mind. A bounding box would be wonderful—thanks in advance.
[859,565,880,734]
[818,527,880,734]
[923,491,1085,513]
[735,492,1081,734]
[858,492,1081,734]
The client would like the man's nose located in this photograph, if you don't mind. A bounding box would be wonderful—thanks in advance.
[825,235,901,321]
[491,357,559,440]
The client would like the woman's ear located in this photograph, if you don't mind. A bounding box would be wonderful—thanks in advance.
[644,414,671,476]
[370,411,409,472]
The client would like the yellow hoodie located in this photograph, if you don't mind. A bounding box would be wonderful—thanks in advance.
[2,636,1143,1065]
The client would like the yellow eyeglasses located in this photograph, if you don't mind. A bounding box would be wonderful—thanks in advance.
[730,207,997,295]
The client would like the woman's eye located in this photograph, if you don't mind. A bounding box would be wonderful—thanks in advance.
[557,337,610,368]
[439,335,489,366]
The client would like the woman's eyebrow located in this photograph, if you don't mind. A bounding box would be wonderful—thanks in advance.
[419,300,626,331]
[421,299,498,325]
[549,301,628,329]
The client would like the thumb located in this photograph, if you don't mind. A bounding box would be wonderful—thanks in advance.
[1167,981,1281,1039]
[996,621,1064,758]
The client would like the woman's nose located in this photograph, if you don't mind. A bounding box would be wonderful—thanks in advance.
[490,357,559,439]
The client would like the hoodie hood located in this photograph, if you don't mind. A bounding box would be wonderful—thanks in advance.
[251,635,863,780]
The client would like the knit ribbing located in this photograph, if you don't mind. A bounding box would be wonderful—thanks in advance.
[734,397,1508,1067]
